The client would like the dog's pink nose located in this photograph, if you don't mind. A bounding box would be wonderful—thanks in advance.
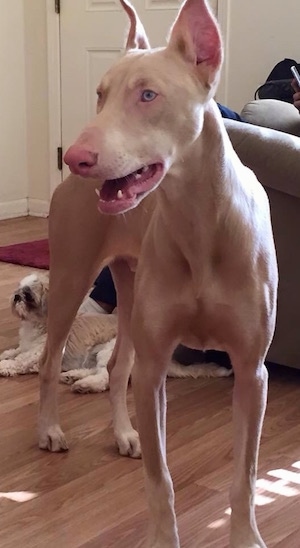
[64,145,98,176]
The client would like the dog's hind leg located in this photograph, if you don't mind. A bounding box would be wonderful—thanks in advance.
[108,259,140,458]
[229,349,269,548]
[38,177,110,452]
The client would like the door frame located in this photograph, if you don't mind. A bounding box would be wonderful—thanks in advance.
[216,0,230,104]
[47,0,63,195]
[46,0,230,193]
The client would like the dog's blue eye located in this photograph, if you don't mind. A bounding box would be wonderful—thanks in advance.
[141,89,157,102]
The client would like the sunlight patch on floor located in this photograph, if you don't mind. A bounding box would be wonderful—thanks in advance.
[0,491,38,502]
[207,461,300,530]
[207,517,228,529]
[257,477,299,497]
[267,467,300,486]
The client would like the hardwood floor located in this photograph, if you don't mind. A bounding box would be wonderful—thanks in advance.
[0,216,299,547]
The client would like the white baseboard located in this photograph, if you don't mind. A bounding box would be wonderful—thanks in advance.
[0,199,28,220]
[28,199,49,218]
[0,198,49,220]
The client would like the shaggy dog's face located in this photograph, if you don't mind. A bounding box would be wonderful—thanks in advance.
[11,273,49,321]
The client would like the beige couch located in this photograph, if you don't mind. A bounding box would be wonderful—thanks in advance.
[241,98,300,137]
[225,100,300,368]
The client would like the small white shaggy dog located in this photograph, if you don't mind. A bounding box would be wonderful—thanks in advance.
[0,273,232,393]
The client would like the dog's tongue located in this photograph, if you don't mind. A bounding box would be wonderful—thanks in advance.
[97,163,163,214]
[100,165,156,202]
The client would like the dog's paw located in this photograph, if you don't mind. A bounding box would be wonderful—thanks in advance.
[0,360,17,376]
[116,428,141,459]
[38,424,68,452]
[0,349,17,360]
[59,369,90,385]
[60,371,77,385]
[72,372,109,394]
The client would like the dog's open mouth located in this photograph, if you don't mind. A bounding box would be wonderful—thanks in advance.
[97,163,164,214]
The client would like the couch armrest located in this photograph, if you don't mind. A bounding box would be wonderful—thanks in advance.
[241,99,300,137]
[225,119,300,200]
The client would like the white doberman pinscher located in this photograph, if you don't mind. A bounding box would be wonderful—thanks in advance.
[38,0,278,546]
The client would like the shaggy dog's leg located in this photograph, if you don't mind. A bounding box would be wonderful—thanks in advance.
[0,347,43,376]
[96,338,116,367]
[60,366,109,393]
[60,368,97,384]
[0,347,22,360]
[61,338,115,393]
[167,360,233,379]
[72,369,109,393]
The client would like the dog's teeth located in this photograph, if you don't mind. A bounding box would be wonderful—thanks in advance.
[95,188,100,197]
[135,173,142,180]
[117,189,123,199]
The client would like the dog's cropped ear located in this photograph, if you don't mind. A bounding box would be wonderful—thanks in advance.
[120,0,150,50]
[167,0,222,89]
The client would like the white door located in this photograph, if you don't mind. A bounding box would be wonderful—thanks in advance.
[60,0,218,178]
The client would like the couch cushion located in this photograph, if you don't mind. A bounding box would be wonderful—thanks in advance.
[241,99,300,138]
[225,119,300,200]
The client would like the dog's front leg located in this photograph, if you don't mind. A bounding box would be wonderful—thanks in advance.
[0,347,21,360]
[229,358,268,548]
[0,346,43,376]
[132,349,179,548]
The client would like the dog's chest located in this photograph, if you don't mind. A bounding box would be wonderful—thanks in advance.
[19,322,46,351]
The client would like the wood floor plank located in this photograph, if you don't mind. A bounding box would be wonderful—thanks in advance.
[0,216,299,547]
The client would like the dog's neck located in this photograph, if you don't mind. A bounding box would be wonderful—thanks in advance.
[155,101,243,266]
[159,102,237,204]
[152,101,251,294]
[20,316,47,342]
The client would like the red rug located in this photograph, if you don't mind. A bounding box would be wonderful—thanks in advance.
[0,239,49,270]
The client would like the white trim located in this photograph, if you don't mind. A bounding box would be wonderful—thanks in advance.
[28,199,49,218]
[216,0,230,105]
[46,0,62,197]
[0,198,49,220]
[0,200,28,221]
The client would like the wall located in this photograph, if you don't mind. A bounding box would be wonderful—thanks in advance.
[0,2,28,219]
[24,0,50,216]
[0,1,51,220]
[223,0,299,112]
